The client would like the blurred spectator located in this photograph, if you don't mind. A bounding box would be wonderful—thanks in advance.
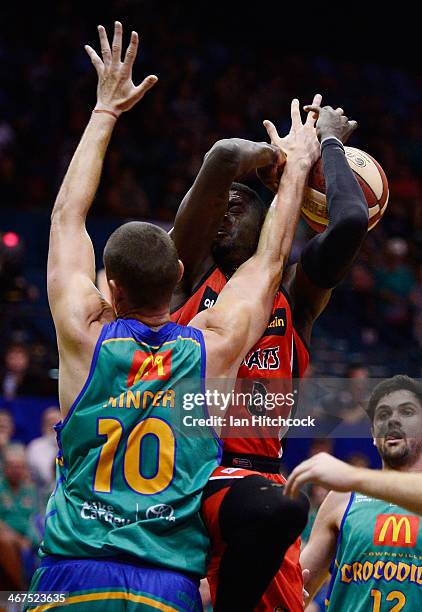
[0,445,39,587]
[0,445,39,546]
[0,343,31,399]
[318,364,370,430]
[375,238,416,344]
[410,263,422,347]
[339,364,370,425]
[308,439,334,457]
[26,406,60,490]
[104,168,150,218]
[347,451,371,468]
[348,264,380,345]
[0,409,14,472]
[0,343,57,399]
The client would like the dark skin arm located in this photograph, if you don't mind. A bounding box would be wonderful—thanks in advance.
[269,105,363,345]
[170,138,283,308]
[282,261,331,345]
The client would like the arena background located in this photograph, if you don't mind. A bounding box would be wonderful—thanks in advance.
[0,1,421,603]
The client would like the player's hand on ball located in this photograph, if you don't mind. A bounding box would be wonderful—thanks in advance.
[258,93,321,192]
[284,452,359,498]
[85,21,158,117]
[256,146,286,193]
[303,104,358,144]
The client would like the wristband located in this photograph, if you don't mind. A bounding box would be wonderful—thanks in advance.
[93,109,119,120]
[320,136,344,150]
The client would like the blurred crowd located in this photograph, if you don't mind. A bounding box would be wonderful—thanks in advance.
[0,406,59,587]
[0,0,421,597]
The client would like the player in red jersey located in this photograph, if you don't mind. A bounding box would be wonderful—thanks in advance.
[170,102,368,611]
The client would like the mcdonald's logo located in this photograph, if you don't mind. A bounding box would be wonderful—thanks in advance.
[127,349,172,386]
[373,514,419,548]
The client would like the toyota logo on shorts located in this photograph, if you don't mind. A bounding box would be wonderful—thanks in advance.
[146,504,176,522]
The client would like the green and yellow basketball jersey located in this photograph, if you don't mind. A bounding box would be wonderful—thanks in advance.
[41,318,221,577]
[326,492,422,611]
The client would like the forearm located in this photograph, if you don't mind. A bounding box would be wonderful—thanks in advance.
[229,138,278,177]
[52,112,117,220]
[172,138,278,282]
[353,468,422,515]
[257,157,310,272]
[301,138,368,288]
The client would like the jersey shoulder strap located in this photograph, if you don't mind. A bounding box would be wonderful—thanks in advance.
[171,266,227,325]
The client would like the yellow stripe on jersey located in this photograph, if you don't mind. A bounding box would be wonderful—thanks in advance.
[102,336,200,349]
[102,337,154,347]
[30,591,178,611]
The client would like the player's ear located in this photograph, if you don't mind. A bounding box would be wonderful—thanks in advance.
[108,279,121,307]
[372,428,376,446]
[177,260,184,283]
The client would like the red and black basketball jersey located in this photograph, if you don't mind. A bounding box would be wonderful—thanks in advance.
[171,266,309,458]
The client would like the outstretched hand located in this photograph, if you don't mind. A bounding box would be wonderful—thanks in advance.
[284,452,359,498]
[85,21,158,117]
[303,104,357,144]
[258,93,321,192]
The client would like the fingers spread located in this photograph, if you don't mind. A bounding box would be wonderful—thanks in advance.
[112,21,123,65]
[85,45,103,74]
[342,120,358,144]
[335,107,344,115]
[312,93,322,107]
[291,98,302,130]
[97,25,111,67]
[263,119,279,142]
[304,104,320,115]
[305,94,322,125]
[123,30,139,71]
[130,74,158,104]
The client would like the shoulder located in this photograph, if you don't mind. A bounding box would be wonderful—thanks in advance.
[171,262,222,313]
[321,490,353,529]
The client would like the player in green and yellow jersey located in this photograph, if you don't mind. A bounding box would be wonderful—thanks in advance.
[288,375,422,611]
[26,21,320,612]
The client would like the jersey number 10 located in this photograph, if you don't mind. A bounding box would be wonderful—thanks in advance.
[93,417,175,495]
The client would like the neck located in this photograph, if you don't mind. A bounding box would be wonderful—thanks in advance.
[382,454,422,473]
[117,305,171,330]
[217,260,238,279]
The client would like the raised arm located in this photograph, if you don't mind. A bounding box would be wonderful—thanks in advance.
[350,468,422,515]
[285,452,422,516]
[191,98,321,377]
[170,138,283,293]
[300,491,346,604]
[284,106,369,344]
[48,22,157,413]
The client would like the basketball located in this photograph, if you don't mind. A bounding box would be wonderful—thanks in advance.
[301,147,389,233]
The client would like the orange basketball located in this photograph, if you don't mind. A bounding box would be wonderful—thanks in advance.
[301,147,389,233]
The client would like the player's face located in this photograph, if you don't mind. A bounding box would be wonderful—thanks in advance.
[373,390,422,469]
[211,190,261,273]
